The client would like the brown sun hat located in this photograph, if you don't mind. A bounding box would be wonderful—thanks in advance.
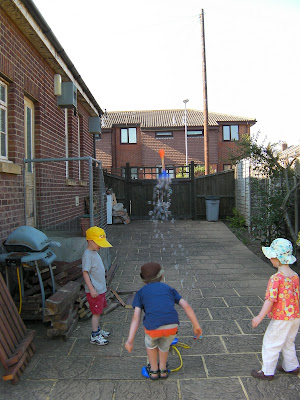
[140,262,163,283]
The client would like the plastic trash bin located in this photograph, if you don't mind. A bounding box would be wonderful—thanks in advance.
[205,196,220,222]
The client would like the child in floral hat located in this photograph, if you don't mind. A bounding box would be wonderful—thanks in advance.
[251,238,299,380]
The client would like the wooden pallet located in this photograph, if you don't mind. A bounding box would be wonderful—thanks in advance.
[0,272,36,384]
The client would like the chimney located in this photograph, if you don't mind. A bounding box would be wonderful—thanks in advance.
[282,142,288,151]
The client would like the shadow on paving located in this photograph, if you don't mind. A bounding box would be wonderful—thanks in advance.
[1,220,300,400]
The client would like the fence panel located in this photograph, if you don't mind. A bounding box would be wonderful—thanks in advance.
[104,167,235,220]
[195,170,235,219]
[170,179,192,219]
[129,180,156,219]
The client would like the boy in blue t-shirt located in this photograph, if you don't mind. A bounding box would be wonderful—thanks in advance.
[125,262,202,379]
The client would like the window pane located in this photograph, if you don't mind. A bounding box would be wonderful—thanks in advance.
[0,108,6,132]
[131,167,138,179]
[156,132,173,137]
[187,130,202,136]
[26,107,32,172]
[121,128,128,143]
[231,125,239,141]
[1,133,6,157]
[223,126,230,140]
[0,84,6,103]
[128,127,137,143]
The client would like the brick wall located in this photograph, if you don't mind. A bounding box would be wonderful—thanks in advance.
[95,130,112,168]
[99,126,221,170]
[217,124,250,171]
[114,126,143,168]
[0,7,95,245]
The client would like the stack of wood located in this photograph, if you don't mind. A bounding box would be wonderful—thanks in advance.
[11,258,134,340]
[44,281,81,339]
[17,259,84,321]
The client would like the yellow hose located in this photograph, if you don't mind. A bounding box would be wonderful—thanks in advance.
[170,341,190,372]
[16,267,22,314]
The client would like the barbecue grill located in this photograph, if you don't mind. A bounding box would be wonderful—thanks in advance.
[0,226,61,313]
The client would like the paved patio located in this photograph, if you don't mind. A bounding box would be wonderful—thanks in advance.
[1,220,300,399]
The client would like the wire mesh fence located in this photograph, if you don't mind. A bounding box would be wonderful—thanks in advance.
[24,157,107,234]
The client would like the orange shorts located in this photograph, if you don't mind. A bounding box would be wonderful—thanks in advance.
[144,327,178,338]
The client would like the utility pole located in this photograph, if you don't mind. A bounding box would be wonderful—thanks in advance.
[200,9,209,175]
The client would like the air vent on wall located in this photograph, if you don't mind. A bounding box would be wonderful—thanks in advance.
[89,116,101,134]
[57,82,77,109]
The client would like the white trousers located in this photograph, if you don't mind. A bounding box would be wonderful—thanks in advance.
[262,318,300,376]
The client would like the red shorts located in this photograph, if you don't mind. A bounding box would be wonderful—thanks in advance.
[86,292,107,315]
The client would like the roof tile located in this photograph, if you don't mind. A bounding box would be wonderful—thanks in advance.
[102,109,256,129]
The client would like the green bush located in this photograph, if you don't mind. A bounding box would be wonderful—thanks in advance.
[227,208,246,228]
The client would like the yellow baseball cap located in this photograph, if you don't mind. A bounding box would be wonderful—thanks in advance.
[86,226,112,248]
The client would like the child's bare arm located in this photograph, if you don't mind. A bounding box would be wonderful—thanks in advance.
[125,307,142,353]
[252,299,273,328]
[179,299,202,338]
[82,270,97,298]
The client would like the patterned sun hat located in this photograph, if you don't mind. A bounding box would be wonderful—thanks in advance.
[262,238,296,265]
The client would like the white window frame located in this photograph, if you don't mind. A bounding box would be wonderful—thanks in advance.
[223,125,239,141]
[187,130,203,137]
[0,80,8,160]
[24,98,34,172]
[121,127,137,144]
[155,131,173,138]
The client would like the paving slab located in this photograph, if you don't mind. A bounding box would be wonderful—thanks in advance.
[1,220,299,400]
[180,378,247,400]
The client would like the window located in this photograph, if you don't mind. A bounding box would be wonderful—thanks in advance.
[156,165,174,178]
[130,167,138,179]
[187,130,203,137]
[223,164,232,171]
[24,98,34,172]
[121,127,137,144]
[223,125,239,141]
[155,131,173,138]
[0,80,8,159]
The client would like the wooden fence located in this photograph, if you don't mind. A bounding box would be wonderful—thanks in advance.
[104,163,235,220]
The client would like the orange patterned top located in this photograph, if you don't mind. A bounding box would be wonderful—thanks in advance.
[265,272,300,320]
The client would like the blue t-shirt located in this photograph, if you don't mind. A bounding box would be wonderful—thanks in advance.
[132,282,182,330]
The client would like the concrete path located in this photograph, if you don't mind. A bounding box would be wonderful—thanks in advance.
[1,220,300,399]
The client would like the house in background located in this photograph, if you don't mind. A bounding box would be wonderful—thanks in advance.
[97,109,256,176]
[0,0,103,247]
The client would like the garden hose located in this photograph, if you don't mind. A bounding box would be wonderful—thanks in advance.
[169,341,190,372]
[141,339,192,378]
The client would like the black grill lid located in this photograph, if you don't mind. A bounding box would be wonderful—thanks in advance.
[4,226,52,252]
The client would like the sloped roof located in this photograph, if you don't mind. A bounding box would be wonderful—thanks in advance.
[101,109,256,129]
[280,144,300,160]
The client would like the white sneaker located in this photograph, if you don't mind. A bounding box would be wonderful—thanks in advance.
[97,329,111,338]
[90,334,109,345]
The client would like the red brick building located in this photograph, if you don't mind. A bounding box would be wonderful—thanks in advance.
[0,0,102,246]
[97,109,256,175]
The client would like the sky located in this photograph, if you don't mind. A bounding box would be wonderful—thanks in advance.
[32,0,300,147]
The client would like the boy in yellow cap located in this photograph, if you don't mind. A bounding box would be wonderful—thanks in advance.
[82,226,112,345]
